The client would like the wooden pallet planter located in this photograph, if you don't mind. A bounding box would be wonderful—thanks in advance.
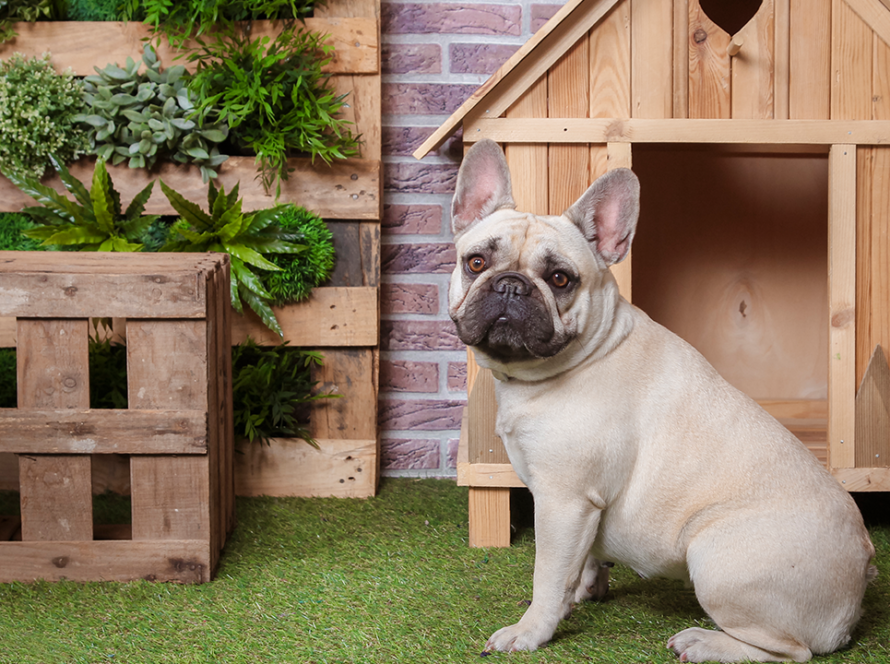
[0,251,234,582]
[417,0,890,546]
[0,0,382,499]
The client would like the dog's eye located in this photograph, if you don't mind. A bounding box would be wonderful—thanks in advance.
[550,272,570,288]
[467,256,487,274]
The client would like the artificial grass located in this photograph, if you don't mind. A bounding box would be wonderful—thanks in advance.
[0,479,886,664]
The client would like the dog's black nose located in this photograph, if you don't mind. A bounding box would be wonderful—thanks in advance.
[492,272,533,297]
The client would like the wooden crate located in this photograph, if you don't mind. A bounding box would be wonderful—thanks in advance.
[0,252,234,582]
[0,0,382,498]
[418,0,890,545]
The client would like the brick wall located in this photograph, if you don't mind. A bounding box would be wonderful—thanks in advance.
[379,0,560,476]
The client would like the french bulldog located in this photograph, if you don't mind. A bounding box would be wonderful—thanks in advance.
[448,139,876,662]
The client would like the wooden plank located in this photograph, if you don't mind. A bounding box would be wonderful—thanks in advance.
[0,540,211,583]
[310,348,378,441]
[674,0,689,118]
[467,369,507,465]
[463,117,890,145]
[731,0,775,119]
[845,0,890,48]
[631,0,673,118]
[833,466,890,490]
[789,0,831,119]
[504,77,549,215]
[855,345,890,467]
[548,39,591,215]
[457,462,525,488]
[16,318,93,542]
[759,399,829,420]
[230,287,379,347]
[774,0,790,119]
[127,320,211,542]
[607,142,633,301]
[0,409,207,454]
[828,144,858,469]
[212,257,235,551]
[234,438,376,498]
[0,317,13,347]
[687,0,731,119]
[0,19,378,75]
[0,157,381,220]
[832,0,874,121]
[590,0,631,120]
[415,0,622,157]
[468,487,511,548]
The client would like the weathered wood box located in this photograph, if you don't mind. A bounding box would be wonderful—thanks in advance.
[0,0,382,499]
[0,252,234,582]
[418,0,890,546]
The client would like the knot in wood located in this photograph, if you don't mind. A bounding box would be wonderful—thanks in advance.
[64,286,78,296]
[694,28,708,44]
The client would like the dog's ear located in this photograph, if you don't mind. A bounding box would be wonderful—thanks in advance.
[565,168,640,266]
[451,139,516,236]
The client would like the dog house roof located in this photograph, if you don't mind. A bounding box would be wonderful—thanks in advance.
[413,0,890,160]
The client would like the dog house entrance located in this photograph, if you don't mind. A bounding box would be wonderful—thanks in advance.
[632,144,829,462]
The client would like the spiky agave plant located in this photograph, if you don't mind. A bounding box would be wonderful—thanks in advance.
[159,179,305,336]
[7,155,158,251]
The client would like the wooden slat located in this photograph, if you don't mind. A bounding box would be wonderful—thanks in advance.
[504,77,549,215]
[128,320,211,542]
[828,145,858,469]
[468,487,512,548]
[687,0,731,119]
[548,39,591,215]
[607,142,633,301]
[464,117,890,145]
[0,19,378,75]
[414,0,622,157]
[0,540,212,583]
[467,369,507,465]
[234,438,376,498]
[731,0,775,119]
[759,399,828,420]
[310,348,378,441]
[590,0,631,120]
[17,318,93,542]
[789,0,831,119]
[845,0,890,48]
[458,462,525,488]
[774,0,790,119]
[832,0,874,121]
[673,0,689,118]
[855,345,890,467]
[0,410,207,454]
[631,0,673,118]
[230,287,378,347]
[0,157,381,220]
[833,466,890,490]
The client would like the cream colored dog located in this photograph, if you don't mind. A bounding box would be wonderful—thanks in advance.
[448,139,876,663]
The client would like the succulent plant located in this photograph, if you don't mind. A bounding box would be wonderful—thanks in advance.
[75,44,229,183]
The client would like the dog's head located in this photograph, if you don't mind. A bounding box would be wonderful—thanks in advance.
[448,139,640,379]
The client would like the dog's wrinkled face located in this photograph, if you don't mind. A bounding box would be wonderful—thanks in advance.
[448,140,640,375]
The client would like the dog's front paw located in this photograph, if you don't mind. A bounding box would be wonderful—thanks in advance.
[485,622,550,653]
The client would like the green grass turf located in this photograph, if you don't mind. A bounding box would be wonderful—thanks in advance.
[0,479,887,664]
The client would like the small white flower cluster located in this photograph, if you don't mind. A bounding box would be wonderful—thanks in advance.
[0,52,90,180]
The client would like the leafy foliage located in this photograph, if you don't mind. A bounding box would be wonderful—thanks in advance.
[6,156,159,251]
[0,348,15,408]
[0,52,89,180]
[0,0,67,42]
[0,212,44,251]
[88,334,128,409]
[76,44,229,183]
[263,204,334,305]
[232,338,337,447]
[159,179,306,335]
[66,0,120,20]
[118,0,318,46]
[185,25,359,195]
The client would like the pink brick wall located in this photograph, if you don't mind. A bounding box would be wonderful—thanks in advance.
[379,0,560,476]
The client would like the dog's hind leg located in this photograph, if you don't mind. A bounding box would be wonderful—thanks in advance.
[667,627,812,663]
[574,555,611,603]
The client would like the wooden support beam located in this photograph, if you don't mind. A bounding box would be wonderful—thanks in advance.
[855,345,890,467]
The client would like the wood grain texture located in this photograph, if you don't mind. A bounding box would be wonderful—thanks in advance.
[234,438,376,498]
[606,142,633,301]
[468,487,512,548]
[731,0,775,119]
[829,144,858,469]
[631,0,673,118]
[674,0,690,118]
[504,77,549,214]
[467,369,507,465]
[833,466,890,490]
[590,0,631,120]
[789,0,831,119]
[0,157,381,220]
[774,0,790,119]
[310,348,378,441]
[832,0,874,121]
[688,0,731,119]
[0,18,378,75]
[855,345,890,467]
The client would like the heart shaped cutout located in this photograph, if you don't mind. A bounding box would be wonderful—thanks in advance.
[698,0,763,35]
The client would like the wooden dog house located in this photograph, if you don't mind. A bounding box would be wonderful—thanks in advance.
[415,0,890,546]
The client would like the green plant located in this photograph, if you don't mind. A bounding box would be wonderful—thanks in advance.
[0,52,89,180]
[66,0,120,20]
[88,333,128,409]
[263,204,334,305]
[0,212,44,251]
[186,25,359,195]
[119,0,318,46]
[0,348,15,408]
[159,179,305,335]
[76,44,229,183]
[0,0,68,42]
[232,338,337,447]
[6,155,160,251]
